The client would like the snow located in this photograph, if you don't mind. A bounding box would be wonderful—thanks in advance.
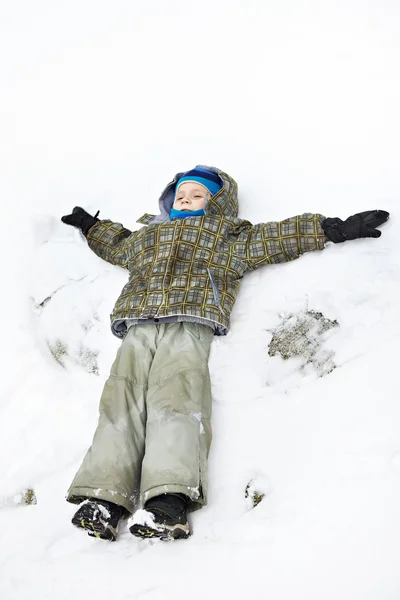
[128,509,162,530]
[0,0,399,598]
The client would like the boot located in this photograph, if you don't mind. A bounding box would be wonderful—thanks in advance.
[71,499,126,541]
[129,493,190,540]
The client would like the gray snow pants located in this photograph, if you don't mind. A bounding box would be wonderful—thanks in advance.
[66,322,214,514]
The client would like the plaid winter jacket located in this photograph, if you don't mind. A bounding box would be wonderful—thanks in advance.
[86,166,328,338]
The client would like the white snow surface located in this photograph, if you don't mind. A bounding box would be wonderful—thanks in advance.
[1,1,399,598]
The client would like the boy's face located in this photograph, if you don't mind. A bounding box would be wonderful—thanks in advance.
[172,182,209,212]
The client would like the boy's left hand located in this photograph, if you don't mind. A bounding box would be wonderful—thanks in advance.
[61,206,100,237]
[322,210,390,243]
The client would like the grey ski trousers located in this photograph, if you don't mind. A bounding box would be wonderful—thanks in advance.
[66,322,214,514]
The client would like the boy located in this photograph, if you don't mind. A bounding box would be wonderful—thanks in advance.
[61,165,389,541]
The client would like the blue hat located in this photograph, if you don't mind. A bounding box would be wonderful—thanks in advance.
[175,167,222,198]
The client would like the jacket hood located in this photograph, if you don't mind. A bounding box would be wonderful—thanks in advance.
[137,165,239,225]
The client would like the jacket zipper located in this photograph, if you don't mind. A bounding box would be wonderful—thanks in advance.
[207,268,226,317]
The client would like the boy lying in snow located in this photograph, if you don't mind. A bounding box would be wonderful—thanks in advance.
[61,166,389,541]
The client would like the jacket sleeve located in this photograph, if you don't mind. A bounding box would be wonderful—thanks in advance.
[86,219,139,268]
[235,213,328,271]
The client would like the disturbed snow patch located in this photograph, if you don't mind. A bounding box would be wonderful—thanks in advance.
[0,488,37,509]
[268,309,339,377]
[46,337,100,375]
[33,293,101,375]
[245,474,272,509]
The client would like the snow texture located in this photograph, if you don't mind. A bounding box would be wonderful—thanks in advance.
[1,1,400,599]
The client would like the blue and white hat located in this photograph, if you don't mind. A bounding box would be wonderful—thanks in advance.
[175,167,222,198]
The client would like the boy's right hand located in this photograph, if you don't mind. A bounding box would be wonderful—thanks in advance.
[61,207,99,237]
[322,210,389,243]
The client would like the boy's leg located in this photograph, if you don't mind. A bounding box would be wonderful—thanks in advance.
[140,322,214,509]
[66,325,156,514]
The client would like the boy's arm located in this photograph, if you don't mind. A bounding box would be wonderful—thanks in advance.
[86,220,136,268]
[61,206,135,268]
[238,213,328,270]
[236,209,389,271]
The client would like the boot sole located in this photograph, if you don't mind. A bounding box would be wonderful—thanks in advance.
[72,509,118,541]
[129,522,190,541]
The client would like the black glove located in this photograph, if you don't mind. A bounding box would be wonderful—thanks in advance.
[61,207,100,237]
[322,210,389,243]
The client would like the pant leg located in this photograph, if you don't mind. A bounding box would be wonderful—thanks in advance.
[140,322,214,509]
[66,325,156,514]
